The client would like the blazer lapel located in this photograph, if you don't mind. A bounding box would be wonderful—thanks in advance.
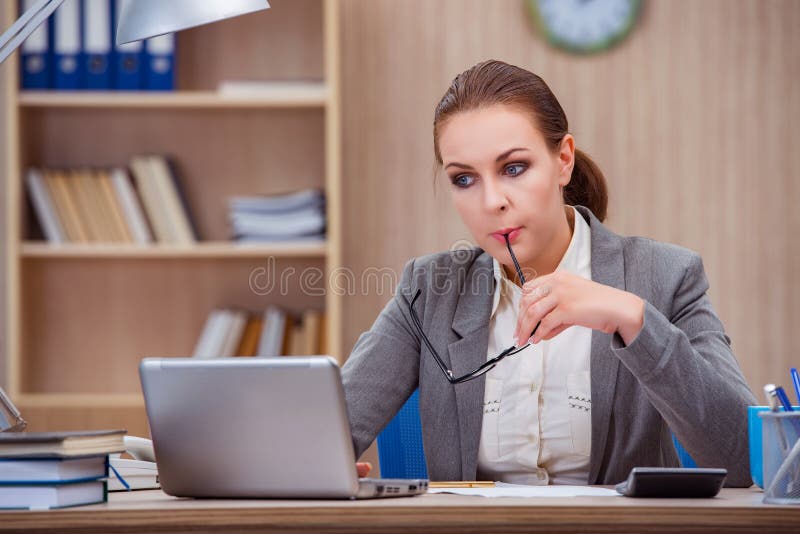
[447,252,494,480]
[576,206,625,484]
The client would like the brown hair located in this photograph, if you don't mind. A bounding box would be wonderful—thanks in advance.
[433,60,608,222]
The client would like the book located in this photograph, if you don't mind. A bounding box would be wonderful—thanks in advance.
[287,315,306,356]
[129,155,173,243]
[147,155,196,244]
[319,312,328,355]
[0,456,107,484]
[46,170,89,242]
[192,309,228,359]
[0,430,126,458]
[280,314,293,355]
[85,169,121,242]
[0,480,107,510]
[25,168,65,243]
[109,167,154,244]
[235,317,263,357]
[257,306,287,357]
[69,169,104,241]
[302,310,321,355]
[97,169,133,242]
[107,458,159,491]
[219,310,248,357]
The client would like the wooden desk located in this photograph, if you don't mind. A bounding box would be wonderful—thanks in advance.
[0,488,797,533]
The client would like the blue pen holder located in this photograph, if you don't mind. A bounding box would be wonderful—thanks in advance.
[759,411,800,504]
[749,405,799,488]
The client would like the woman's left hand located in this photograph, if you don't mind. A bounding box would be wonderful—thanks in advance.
[513,271,645,347]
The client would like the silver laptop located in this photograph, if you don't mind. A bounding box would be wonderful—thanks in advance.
[139,356,428,499]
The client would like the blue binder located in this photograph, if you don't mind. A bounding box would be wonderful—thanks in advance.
[53,0,82,89]
[144,33,175,91]
[82,0,113,90]
[19,0,52,89]
[112,0,141,90]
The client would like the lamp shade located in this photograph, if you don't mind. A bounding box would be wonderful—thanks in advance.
[116,0,270,45]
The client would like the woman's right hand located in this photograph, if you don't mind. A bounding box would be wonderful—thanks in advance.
[356,462,372,477]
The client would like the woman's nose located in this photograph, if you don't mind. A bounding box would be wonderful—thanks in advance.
[483,177,509,212]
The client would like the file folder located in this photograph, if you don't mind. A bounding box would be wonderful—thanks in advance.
[112,0,141,90]
[19,0,52,89]
[53,0,82,89]
[82,0,113,90]
[144,33,175,91]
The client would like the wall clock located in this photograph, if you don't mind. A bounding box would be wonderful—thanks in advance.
[527,0,642,54]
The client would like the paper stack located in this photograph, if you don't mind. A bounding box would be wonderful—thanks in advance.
[227,189,325,243]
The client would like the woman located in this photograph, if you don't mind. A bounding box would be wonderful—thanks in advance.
[342,60,756,486]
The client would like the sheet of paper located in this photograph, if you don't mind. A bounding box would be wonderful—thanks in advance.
[427,482,619,498]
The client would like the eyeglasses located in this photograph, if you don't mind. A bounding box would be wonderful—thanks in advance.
[402,288,530,384]
[400,234,540,385]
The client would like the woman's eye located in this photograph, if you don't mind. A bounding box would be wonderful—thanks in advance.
[505,163,527,176]
[452,174,475,188]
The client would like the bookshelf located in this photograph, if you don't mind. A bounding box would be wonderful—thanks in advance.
[3,0,342,437]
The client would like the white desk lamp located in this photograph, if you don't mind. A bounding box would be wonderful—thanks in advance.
[0,0,270,65]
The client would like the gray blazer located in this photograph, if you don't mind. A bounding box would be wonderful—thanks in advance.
[341,206,756,486]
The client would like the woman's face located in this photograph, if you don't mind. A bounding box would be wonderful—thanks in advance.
[438,103,575,272]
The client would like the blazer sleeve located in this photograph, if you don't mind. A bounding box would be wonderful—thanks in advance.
[340,257,422,459]
[609,253,757,487]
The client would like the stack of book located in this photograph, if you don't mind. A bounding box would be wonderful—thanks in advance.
[26,155,197,245]
[228,189,325,243]
[0,429,126,510]
[192,307,326,358]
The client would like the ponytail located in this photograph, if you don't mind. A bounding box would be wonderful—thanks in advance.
[565,149,608,222]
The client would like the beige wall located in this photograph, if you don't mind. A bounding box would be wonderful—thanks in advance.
[339,0,800,394]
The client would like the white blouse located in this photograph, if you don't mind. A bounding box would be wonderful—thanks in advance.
[477,206,593,485]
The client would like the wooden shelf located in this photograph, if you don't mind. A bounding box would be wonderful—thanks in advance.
[17,393,144,408]
[4,0,343,436]
[20,241,328,259]
[18,84,329,109]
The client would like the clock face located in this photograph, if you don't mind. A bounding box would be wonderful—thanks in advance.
[528,0,642,54]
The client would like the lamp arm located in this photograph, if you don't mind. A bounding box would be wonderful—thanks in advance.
[0,0,65,65]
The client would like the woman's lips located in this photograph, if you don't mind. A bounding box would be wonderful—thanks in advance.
[491,227,522,244]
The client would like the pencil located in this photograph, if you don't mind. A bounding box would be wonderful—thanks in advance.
[429,481,496,488]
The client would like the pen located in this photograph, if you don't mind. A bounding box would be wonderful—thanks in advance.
[791,368,800,405]
[764,384,791,454]
[775,386,794,412]
[429,481,496,488]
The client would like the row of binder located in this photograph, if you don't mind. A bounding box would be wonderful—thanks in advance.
[20,0,175,91]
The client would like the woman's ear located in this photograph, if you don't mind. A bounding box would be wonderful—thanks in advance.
[558,134,575,187]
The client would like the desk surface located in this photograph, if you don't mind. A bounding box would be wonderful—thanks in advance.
[1,487,798,533]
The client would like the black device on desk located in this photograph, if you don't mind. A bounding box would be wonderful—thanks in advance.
[615,468,728,498]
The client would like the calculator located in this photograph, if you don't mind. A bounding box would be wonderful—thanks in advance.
[615,467,728,498]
